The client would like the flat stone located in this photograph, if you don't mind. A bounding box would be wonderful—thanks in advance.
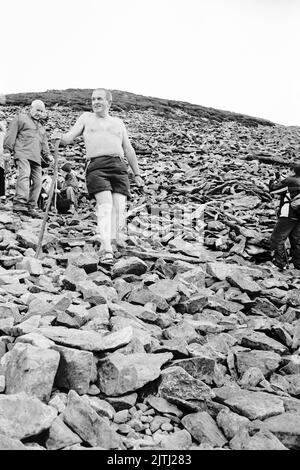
[62,390,120,449]
[53,345,94,395]
[206,296,243,315]
[111,257,148,278]
[15,332,55,349]
[2,282,28,297]
[240,331,288,354]
[98,352,172,396]
[182,411,227,447]
[45,416,82,450]
[151,339,189,358]
[5,343,60,402]
[146,396,183,417]
[0,392,57,439]
[67,252,98,274]
[148,279,179,302]
[0,434,29,450]
[0,303,22,322]
[174,266,206,290]
[229,427,287,450]
[36,325,133,352]
[163,320,199,343]
[17,229,56,250]
[251,297,281,318]
[128,286,169,311]
[214,386,285,420]
[106,393,138,411]
[227,272,261,294]
[263,412,300,449]
[159,429,192,450]
[235,350,282,377]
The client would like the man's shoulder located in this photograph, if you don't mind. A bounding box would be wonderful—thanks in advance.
[109,115,125,126]
[77,111,93,122]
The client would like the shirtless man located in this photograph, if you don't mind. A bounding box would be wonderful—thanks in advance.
[51,88,143,263]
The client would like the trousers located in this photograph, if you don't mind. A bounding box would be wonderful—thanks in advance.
[270,217,300,268]
[14,159,42,209]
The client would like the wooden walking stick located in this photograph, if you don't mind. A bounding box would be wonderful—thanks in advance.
[35,139,60,258]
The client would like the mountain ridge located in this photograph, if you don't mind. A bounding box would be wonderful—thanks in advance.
[3,88,275,128]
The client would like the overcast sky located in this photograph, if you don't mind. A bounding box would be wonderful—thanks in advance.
[1,0,299,125]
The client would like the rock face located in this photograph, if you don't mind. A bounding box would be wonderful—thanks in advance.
[98,352,172,396]
[0,98,300,450]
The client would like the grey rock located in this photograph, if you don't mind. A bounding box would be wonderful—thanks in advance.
[216,408,250,440]
[62,390,120,449]
[0,392,57,439]
[111,257,148,278]
[45,416,82,450]
[263,412,300,449]
[214,386,284,420]
[98,352,172,396]
[5,343,60,402]
[54,345,94,395]
[158,366,214,402]
[229,427,287,450]
[182,411,227,447]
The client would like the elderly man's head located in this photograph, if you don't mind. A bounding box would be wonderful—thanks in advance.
[30,100,46,121]
[92,89,112,115]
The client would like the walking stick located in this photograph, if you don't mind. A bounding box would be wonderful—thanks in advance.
[35,139,60,258]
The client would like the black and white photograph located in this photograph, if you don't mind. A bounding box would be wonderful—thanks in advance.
[0,0,299,458]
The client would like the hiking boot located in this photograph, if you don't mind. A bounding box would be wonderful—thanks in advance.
[13,205,28,215]
[272,260,288,272]
[27,208,43,218]
[67,204,75,215]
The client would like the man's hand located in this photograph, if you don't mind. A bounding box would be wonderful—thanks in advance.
[134,175,143,187]
[51,129,63,141]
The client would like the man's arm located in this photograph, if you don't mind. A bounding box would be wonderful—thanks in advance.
[3,115,20,153]
[52,113,86,144]
[121,122,141,176]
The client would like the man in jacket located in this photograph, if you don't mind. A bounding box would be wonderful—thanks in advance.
[269,162,300,270]
[4,100,53,216]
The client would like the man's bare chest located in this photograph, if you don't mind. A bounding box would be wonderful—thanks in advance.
[84,119,122,139]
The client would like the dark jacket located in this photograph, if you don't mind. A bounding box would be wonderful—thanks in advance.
[269,174,300,219]
[4,112,50,165]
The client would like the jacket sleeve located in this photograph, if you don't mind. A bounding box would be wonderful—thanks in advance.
[3,115,20,153]
[41,132,51,159]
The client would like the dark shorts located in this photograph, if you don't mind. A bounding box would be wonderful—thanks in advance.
[86,155,131,199]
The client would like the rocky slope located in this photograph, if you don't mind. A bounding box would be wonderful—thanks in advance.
[0,92,300,450]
